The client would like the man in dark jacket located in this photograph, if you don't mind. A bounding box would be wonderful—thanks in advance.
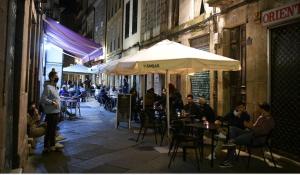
[183,94,200,118]
[198,97,215,122]
[224,102,251,130]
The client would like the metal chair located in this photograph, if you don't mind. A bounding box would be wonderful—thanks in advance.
[237,129,277,168]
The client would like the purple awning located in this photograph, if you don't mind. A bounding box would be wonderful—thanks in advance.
[43,17,103,63]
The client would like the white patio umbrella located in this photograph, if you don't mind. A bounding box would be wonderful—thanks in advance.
[63,64,93,74]
[109,40,241,136]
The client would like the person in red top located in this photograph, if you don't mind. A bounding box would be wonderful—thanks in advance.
[219,102,275,168]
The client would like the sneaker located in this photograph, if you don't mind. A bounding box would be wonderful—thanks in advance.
[217,132,227,139]
[206,153,216,160]
[50,146,56,151]
[56,135,66,142]
[219,161,233,168]
[42,148,51,154]
[55,143,64,149]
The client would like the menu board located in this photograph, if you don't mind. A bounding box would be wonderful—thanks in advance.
[190,71,210,103]
[116,94,131,128]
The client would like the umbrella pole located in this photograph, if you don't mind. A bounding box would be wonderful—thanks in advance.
[166,69,170,137]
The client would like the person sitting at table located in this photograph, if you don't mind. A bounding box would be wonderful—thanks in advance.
[59,85,69,97]
[219,102,275,168]
[224,102,251,130]
[130,87,139,122]
[169,83,183,120]
[98,87,109,105]
[198,97,216,123]
[68,84,76,96]
[144,88,160,117]
[27,102,47,148]
[183,94,200,118]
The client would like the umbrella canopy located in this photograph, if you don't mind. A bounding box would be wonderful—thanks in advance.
[107,40,241,137]
[63,64,93,75]
[111,39,240,75]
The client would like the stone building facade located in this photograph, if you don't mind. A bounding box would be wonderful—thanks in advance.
[106,0,123,88]
[0,0,43,171]
[207,0,300,159]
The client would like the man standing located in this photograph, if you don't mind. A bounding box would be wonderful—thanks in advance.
[41,70,64,152]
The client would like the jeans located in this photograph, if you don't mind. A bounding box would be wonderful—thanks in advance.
[44,113,59,149]
[225,126,254,161]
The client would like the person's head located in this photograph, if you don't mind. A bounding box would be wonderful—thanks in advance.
[198,97,206,106]
[28,102,38,117]
[258,102,271,115]
[187,94,194,104]
[235,101,246,112]
[162,88,166,94]
[147,88,154,93]
[48,70,58,84]
[169,83,175,94]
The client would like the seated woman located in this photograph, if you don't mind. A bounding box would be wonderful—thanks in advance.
[27,102,47,148]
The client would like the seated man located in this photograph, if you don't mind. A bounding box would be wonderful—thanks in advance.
[27,102,47,148]
[198,97,216,123]
[183,94,200,118]
[219,102,275,168]
[224,102,250,138]
[59,85,69,97]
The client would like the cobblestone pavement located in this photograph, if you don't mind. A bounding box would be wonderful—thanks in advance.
[24,98,300,173]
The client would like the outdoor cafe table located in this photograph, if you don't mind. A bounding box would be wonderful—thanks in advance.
[184,122,218,168]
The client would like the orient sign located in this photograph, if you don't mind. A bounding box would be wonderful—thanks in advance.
[262,1,300,26]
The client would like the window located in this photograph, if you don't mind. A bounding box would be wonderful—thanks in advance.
[125,1,130,38]
[132,0,138,34]
[115,0,118,13]
[112,1,114,17]
[172,0,179,27]
[110,41,112,52]
[200,0,205,15]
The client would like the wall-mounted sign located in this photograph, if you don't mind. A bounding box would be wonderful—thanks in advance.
[262,1,300,26]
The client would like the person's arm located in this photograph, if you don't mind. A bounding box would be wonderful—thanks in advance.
[41,86,55,105]
[244,120,254,128]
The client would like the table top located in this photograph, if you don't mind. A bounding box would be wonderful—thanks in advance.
[185,122,218,131]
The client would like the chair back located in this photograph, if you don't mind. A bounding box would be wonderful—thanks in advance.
[251,129,274,147]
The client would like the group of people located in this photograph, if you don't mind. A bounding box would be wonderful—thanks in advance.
[217,102,275,168]
[139,83,275,168]
[141,83,215,123]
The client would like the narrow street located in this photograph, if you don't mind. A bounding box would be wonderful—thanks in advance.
[23,98,300,173]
